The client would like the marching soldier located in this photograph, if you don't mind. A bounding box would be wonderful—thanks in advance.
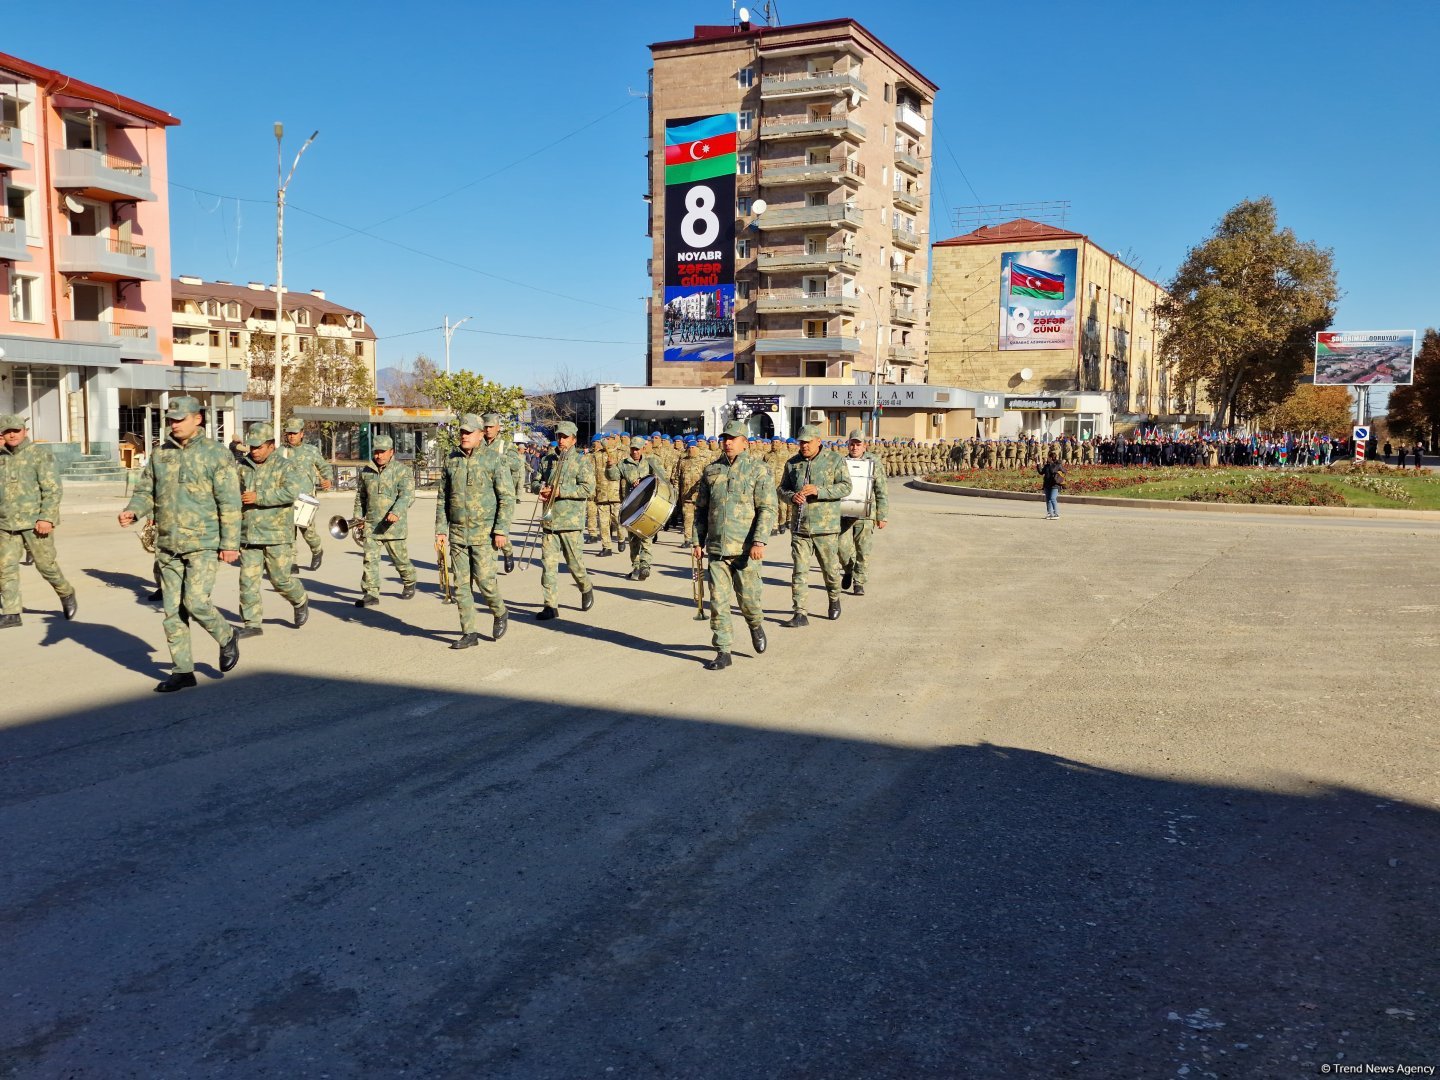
[780,424,852,626]
[118,396,240,693]
[616,436,666,581]
[536,420,595,620]
[481,412,523,574]
[235,423,309,637]
[0,412,77,627]
[435,413,514,649]
[838,430,889,597]
[353,434,417,607]
[591,432,623,558]
[769,437,792,534]
[671,438,707,547]
[279,418,330,570]
[693,419,775,671]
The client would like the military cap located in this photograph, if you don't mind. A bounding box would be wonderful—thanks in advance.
[371,434,395,452]
[786,438,798,445]
[629,436,647,449]
[481,412,503,427]
[245,423,274,446]
[0,412,26,431]
[592,433,605,443]
[165,395,202,420]
[847,429,867,442]
[650,431,663,438]
[555,421,578,438]
[456,413,482,432]
[796,424,823,440]
[283,418,306,434]
[720,420,748,438]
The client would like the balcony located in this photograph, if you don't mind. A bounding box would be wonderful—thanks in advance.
[889,267,923,287]
[895,103,927,137]
[891,228,921,250]
[890,302,918,325]
[755,204,863,231]
[52,148,156,201]
[759,248,862,273]
[0,217,30,263]
[0,124,25,171]
[759,115,865,143]
[894,145,924,174]
[760,159,865,188]
[58,234,159,281]
[760,69,868,100]
[887,344,919,363]
[756,289,860,315]
[63,319,161,360]
[755,335,861,355]
[893,189,925,214]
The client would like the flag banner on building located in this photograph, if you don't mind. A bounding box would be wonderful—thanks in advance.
[662,113,737,364]
[1314,331,1416,385]
[998,248,1077,351]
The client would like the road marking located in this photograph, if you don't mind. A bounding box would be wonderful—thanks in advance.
[483,668,516,683]
[406,697,452,718]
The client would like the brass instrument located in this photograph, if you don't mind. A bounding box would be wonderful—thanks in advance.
[436,540,455,604]
[328,515,366,547]
[691,548,707,621]
[139,520,158,554]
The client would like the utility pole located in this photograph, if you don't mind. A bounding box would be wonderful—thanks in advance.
[442,315,472,374]
[273,123,318,432]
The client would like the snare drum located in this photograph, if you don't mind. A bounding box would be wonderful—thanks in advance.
[619,475,677,540]
[838,457,875,520]
[292,493,321,530]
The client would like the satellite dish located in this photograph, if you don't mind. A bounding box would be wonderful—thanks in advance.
[849,90,861,108]
[738,6,750,21]
[64,195,85,214]
[1020,368,1033,381]
[751,199,767,216]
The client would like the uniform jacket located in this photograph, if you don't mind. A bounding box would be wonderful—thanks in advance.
[435,447,515,545]
[671,453,708,505]
[355,459,416,540]
[0,437,62,532]
[592,446,623,503]
[240,453,304,545]
[541,448,595,532]
[695,451,777,559]
[781,447,853,537]
[617,453,667,498]
[281,441,329,494]
[125,434,241,554]
[484,435,525,496]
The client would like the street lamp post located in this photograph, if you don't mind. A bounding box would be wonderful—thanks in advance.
[855,285,885,439]
[442,315,472,374]
[273,123,318,433]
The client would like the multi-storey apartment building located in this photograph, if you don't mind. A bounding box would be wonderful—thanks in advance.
[0,51,245,462]
[648,18,936,388]
[170,276,378,401]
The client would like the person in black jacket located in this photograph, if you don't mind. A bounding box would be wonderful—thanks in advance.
[1038,450,1066,520]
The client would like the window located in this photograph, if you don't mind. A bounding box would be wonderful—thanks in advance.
[805,234,825,255]
[806,191,827,208]
[209,330,221,347]
[294,309,310,326]
[205,299,220,316]
[805,360,828,378]
[804,319,826,339]
[0,94,20,128]
[738,109,754,132]
[736,320,751,338]
[6,186,30,239]
[171,298,187,314]
[9,273,37,321]
[884,83,892,103]
[737,195,752,215]
[736,280,751,300]
[226,302,241,320]
[736,238,750,258]
[737,152,753,175]
[355,341,365,357]
[228,332,240,349]
[892,210,901,230]
[737,67,754,89]
[828,413,847,437]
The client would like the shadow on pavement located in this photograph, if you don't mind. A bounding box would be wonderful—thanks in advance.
[0,678,1434,1078]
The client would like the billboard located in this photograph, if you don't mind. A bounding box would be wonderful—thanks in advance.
[999,248,1078,351]
[662,113,736,364]
[1314,330,1416,385]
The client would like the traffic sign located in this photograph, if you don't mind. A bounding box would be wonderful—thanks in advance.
[1354,425,1369,463]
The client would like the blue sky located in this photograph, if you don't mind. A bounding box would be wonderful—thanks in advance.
[12,0,1436,391]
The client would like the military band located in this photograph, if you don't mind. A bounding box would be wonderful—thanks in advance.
[616,436,667,581]
[280,417,331,570]
[354,434,418,606]
[435,413,514,648]
[838,430,888,598]
[779,424,852,626]
[537,420,595,620]
[236,423,310,637]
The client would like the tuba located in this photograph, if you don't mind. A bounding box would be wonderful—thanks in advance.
[328,515,365,547]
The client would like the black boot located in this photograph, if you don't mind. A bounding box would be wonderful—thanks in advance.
[638,567,650,581]
[310,549,324,572]
[154,672,197,693]
[294,602,310,628]
[852,584,865,597]
[0,613,21,629]
[536,605,560,621]
[355,595,378,608]
[61,593,78,620]
[580,588,595,612]
[219,633,240,672]
[828,598,842,621]
[750,623,767,654]
[781,612,809,628]
[234,625,264,639]
[841,567,853,592]
[450,633,480,650]
[704,651,732,671]
[400,583,416,600]
[493,612,509,641]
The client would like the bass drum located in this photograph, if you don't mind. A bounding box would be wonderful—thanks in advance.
[838,456,875,520]
[619,475,677,540]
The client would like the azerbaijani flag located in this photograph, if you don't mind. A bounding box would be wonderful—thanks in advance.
[665,114,738,186]
[1009,262,1066,301]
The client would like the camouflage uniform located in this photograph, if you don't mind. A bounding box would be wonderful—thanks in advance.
[539,446,595,608]
[592,440,623,553]
[0,427,75,618]
[238,448,308,627]
[780,445,853,615]
[768,442,791,532]
[280,435,329,564]
[355,456,417,599]
[839,448,889,591]
[436,445,515,635]
[124,430,240,674]
[483,432,525,565]
[695,445,776,652]
[617,445,667,575]
[671,446,708,545]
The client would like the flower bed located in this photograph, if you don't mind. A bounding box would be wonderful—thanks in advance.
[1182,475,1347,506]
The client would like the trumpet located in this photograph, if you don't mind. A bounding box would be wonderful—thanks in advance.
[436,539,455,604]
[139,520,158,554]
[328,515,366,547]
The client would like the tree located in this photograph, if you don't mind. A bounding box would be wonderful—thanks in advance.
[526,363,595,431]
[379,353,440,407]
[1384,329,1440,449]
[246,334,375,455]
[1253,384,1354,436]
[418,370,527,452]
[1157,198,1339,429]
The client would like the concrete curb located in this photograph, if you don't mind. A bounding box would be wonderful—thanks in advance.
[907,479,1440,521]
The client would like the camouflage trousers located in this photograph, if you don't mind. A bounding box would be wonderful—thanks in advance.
[627,530,654,572]
[585,498,597,539]
[706,551,764,652]
[240,542,307,627]
[837,519,875,586]
[297,522,322,560]
[774,489,791,530]
[594,502,624,550]
[362,535,416,596]
[0,528,73,615]
[789,532,843,612]
[156,548,233,674]
[449,540,505,635]
[540,529,590,608]
[680,502,697,544]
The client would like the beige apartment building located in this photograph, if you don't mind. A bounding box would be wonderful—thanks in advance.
[930,218,1203,427]
[170,276,377,401]
[648,18,936,388]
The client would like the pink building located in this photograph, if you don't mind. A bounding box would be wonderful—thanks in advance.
[0,52,243,470]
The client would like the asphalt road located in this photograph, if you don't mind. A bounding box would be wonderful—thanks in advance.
[3,485,1437,1078]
